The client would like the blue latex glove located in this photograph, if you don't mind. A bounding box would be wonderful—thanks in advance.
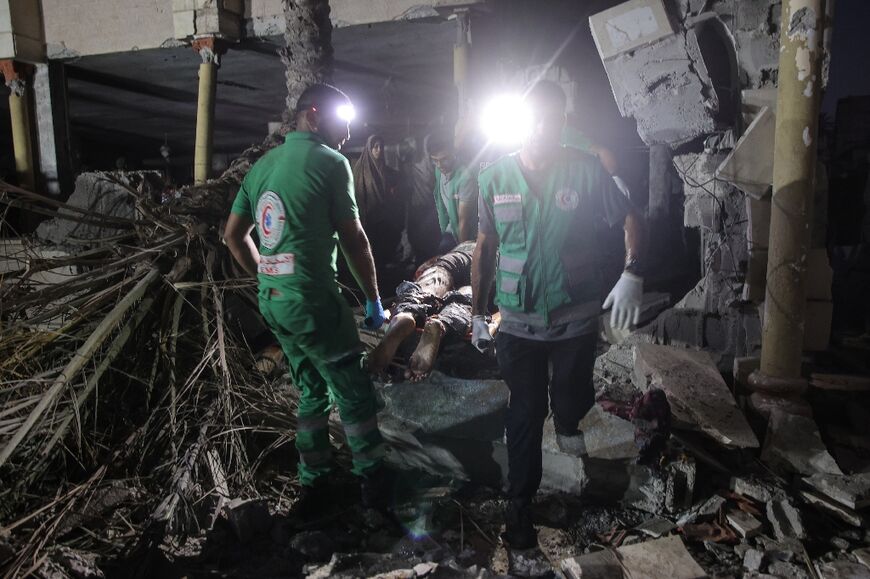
[364,298,386,330]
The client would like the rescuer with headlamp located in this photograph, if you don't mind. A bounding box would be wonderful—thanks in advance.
[224,83,393,517]
[471,80,645,549]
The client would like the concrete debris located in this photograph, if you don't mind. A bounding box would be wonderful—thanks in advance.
[222,498,272,544]
[589,0,674,60]
[733,356,761,389]
[43,547,105,579]
[810,374,870,393]
[635,516,677,538]
[761,409,843,477]
[677,495,725,527]
[561,535,706,579]
[815,560,870,579]
[598,30,718,146]
[624,457,697,515]
[743,548,764,572]
[766,499,806,541]
[798,490,865,528]
[632,344,759,448]
[746,392,813,421]
[726,510,762,538]
[575,404,637,460]
[730,476,787,503]
[716,106,775,199]
[767,561,812,579]
[803,473,870,510]
[854,548,870,570]
[35,171,163,245]
[507,548,553,577]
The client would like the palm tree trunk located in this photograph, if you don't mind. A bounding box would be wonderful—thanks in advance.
[280,0,334,122]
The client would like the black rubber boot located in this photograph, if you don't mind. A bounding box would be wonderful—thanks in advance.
[501,500,537,550]
[359,464,398,510]
[292,479,332,520]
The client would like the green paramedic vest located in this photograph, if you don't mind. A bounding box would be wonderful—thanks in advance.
[479,150,608,323]
[434,166,475,238]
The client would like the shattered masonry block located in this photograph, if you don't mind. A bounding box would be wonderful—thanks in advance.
[761,409,843,477]
[766,499,806,541]
[717,106,775,199]
[589,0,674,60]
[802,472,870,511]
[726,510,762,538]
[561,535,706,579]
[600,30,718,145]
[633,344,759,448]
[798,490,865,528]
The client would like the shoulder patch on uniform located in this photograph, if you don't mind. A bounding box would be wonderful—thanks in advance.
[256,191,286,250]
[494,193,522,205]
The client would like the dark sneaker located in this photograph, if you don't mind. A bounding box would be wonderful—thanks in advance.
[359,465,399,510]
[292,480,331,520]
[501,501,537,550]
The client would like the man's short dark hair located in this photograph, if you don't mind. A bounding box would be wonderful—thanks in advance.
[525,80,567,114]
[428,130,454,156]
[294,83,350,119]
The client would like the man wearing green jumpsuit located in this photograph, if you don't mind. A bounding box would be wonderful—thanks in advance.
[429,132,479,253]
[471,81,645,549]
[224,83,390,513]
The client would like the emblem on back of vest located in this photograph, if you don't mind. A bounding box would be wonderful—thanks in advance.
[554,188,579,211]
[256,191,286,250]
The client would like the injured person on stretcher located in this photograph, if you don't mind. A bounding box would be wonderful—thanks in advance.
[368,241,500,382]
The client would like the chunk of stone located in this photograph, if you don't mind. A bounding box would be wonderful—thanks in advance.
[632,344,758,448]
[816,560,870,579]
[798,490,865,528]
[635,517,677,538]
[853,548,870,570]
[716,106,775,199]
[577,404,638,460]
[726,510,762,538]
[676,495,725,526]
[761,409,843,477]
[743,549,764,572]
[766,499,806,540]
[598,29,718,146]
[561,535,705,579]
[767,561,811,579]
[730,476,787,503]
[803,473,870,510]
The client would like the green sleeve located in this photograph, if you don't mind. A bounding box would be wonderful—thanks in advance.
[433,169,450,234]
[230,181,253,219]
[330,156,359,223]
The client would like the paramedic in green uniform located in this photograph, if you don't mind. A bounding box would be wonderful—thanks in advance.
[471,81,645,549]
[429,132,479,252]
[224,83,390,514]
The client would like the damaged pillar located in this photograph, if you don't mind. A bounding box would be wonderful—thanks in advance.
[1,60,35,190]
[191,37,227,185]
[758,0,826,381]
[453,8,471,142]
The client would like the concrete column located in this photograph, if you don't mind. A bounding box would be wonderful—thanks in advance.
[191,37,227,185]
[759,0,826,380]
[33,62,73,196]
[1,59,35,190]
[453,9,471,141]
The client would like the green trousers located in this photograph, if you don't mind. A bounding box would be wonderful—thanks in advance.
[259,286,384,486]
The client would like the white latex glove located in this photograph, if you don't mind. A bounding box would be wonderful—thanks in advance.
[602,272,643,330]
[471,315,494,353]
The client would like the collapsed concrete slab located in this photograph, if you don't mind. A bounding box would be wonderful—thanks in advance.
[802,473,870,511]
[377,373,693,511]
[761,409,843,477]
[716,106,775,199]
[561,535,706,579]
[591,1,718,146]
[632,344,759,448]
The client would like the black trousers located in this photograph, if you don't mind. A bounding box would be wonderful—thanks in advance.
[495,331,598,504]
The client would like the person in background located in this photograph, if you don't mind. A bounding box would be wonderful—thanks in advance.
[353,134,405,269]
[429,131,479,253]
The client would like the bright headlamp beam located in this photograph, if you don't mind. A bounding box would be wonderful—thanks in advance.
[336,103,356,122]
[481,95,532,145]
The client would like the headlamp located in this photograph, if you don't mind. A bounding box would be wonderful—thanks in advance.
[480,95,532,145]
[336,103,356,122]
